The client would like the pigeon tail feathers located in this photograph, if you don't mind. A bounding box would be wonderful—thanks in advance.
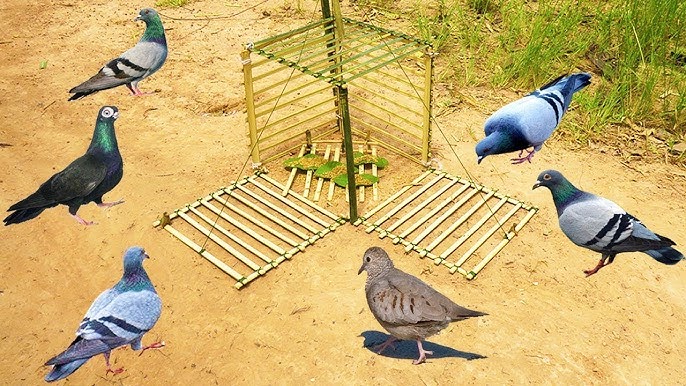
[3,207,47,225]
[44,358,89,382]
[645,247,684,265]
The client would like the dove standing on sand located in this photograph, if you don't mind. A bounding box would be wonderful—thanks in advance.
[533,170,683,276]
[4,106,124,226]
[45,247,164,382]
[358,247,486,364]
[68,8,167,100]
[476,72,591,164]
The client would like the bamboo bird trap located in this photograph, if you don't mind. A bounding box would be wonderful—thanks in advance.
[242,5,433,169]
[153,173,346,289]
[355,170,538,279]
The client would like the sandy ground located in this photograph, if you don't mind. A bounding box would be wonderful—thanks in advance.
[1,1,686,385]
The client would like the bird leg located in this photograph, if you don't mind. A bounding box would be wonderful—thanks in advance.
[413,340,434,365]
[510,148,536,164]
[103,352,124,376]
[584,254,615,277]
[98,198,125,209]
[138,341,166,356]
[70,213,95,226]
[372,336,398,355]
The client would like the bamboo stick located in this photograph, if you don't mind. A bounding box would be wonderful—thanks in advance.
[260,99,335,133]
[349,116,422,153]
[162,223,244,282]
[372,172,446,233]
[212,191,302,246]
[372,146,378,201]
[420,188,491,250]
[421,49,433,163]
[283,144,307,195]
[399,183,470,240]
[360,169,433,226]
[313,145,331,202]
[453,202,521,269]
[258,173,343,222]
[386,175,459,234]
[254,84,333,117]
[340,45,427,82]
[201,199,288,255]
[353,94,424,132]
[303,143,317,198]
[440,196,508,261]
[353,104,423,139]
[328,146,340,201]
[259,125,338,155]
[348,81,423,119]
[252,18,331,50]
[241,50,260,164]
[342,17,430,46]
[358,145,365,203]
[177,210,262,272]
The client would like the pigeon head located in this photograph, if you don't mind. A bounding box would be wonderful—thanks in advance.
[97,106,119,123]
[136,8,161,24]
[532,169,567,191]
[123,246,149,271]
[475,131,517,164]
[358,247,394,278]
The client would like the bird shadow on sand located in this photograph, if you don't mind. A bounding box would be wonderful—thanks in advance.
[359,331,486,362]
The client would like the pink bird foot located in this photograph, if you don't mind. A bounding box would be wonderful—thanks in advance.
[98,198,125,209]
[71,213,96,226]
[138,341,166,356]
[412,340,433,365]
[372,336,398,355]
[510,148,536,164]
[103,352,124,376]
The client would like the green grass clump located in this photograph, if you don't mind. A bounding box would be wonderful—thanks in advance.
[155,0,189,8]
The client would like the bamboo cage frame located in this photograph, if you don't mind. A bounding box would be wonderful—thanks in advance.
[354,170,538,279]
[242,0,435,223]
[153,173,346,289]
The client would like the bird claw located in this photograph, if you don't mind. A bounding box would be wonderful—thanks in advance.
[71,214,96,226]
[371,337,398,355]
[138,341,165,356]
[510,149,535,164]
[98,198,125,209]
[106,367,125,376]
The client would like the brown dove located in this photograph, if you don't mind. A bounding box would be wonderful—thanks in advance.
[358,246,486,364]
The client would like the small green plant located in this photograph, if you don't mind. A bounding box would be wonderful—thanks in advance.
[155,0,189,8]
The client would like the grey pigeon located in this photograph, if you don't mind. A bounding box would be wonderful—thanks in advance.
[4,106,124,226]
[68,8,167,100]
[358,247,486,364]
[533,169,684,276]
[476,72,591,164]
[44,246,163,382]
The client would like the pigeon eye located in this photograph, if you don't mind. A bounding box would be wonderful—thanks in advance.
[101,107,114,118]
[543,174,551,180]
[366,256,371,262]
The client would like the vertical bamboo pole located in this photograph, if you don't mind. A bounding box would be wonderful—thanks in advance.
[421,49,433,164]
[338,85,358,222]
[241,50,260,164]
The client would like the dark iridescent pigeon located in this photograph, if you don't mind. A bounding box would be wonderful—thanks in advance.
[68,8,167,101]
[533,170,683,276]
[358,247,486,364]
[476,72,591,164]
[44,247,163,382]
[4,106,123,226]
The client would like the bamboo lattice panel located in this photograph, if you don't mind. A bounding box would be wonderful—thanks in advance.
[153,173,346,289]
[355,170,538,279]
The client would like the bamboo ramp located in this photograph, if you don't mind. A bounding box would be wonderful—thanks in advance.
[354,170,538,279]
[153,173,346,289]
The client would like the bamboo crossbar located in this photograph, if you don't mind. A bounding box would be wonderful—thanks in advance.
[331,43,424,82]
[162,223,246,285]
[440,196,509,260]
[317,36,408,75]
[233,182,321,234]
[410,188,484,249]
[353,65,421,91]
[258,103,335,137]
[178,209,262,272]
[246,177,331,229]
[256,95,336,124]
[252,18,332,50]
[353,94,424,133]
[385,175,460,234]
[372,172,445,230]
[453,202,522,268]
[348,78,423,119]
[258,173,343,222]
[284,144,306,196]
[313,145,331,201]
[202,197,292,253]
[303,144,317,198]
[399,183,471,240]
[265,30,336,63]
[349,116,423,151]
[190,203,274,265]
[254,83,332,116]
[422,189,493,250]
[252,66,313,92]
[342,17,431,47]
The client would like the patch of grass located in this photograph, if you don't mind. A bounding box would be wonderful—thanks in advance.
[155,0,189,8]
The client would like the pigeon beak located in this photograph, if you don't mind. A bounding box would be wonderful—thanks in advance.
[477,156,484,165]
[113,111,119,120]
[144,252,150,259]
[532,180,541,190]
[357,265,364,275]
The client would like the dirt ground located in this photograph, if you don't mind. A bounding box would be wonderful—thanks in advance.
[2,1,686,385]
